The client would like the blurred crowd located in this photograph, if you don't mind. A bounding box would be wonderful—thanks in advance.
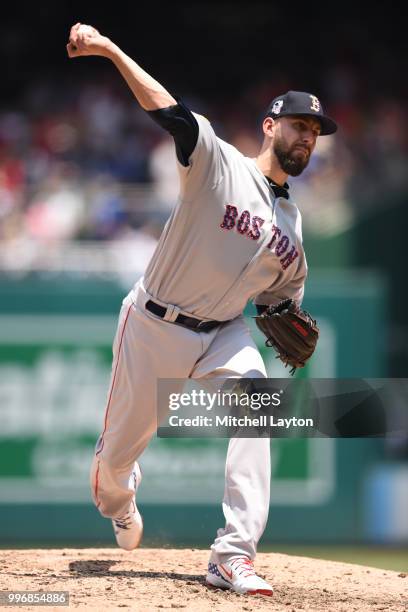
[0,65,407,274]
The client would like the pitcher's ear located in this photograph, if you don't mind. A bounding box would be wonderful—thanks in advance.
[262,116,275,137]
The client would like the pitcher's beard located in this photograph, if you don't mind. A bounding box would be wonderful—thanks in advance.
[274,138,310,177]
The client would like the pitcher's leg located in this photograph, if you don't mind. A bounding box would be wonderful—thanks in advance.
[192,316,271,563]
[212,436,270,562]
[91,294,201,519]
[90,296,158,519]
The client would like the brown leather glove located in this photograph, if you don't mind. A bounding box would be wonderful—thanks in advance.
[255,298,319,375]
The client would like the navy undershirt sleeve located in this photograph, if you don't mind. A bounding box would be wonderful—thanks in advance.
[147,98,199,167]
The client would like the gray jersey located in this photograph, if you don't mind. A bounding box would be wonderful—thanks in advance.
[143,113,307,321]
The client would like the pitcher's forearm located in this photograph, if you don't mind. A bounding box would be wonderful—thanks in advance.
[105,43,177,111]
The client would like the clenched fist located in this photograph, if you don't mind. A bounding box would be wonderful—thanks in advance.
[66,22,112,58]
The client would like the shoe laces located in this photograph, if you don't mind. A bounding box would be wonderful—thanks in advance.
[229,556,256,577]
[113,513,132,530]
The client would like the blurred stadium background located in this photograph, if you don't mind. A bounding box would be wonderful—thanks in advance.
[1,3,407,571]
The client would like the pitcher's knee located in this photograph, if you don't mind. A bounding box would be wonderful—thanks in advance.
[89,455,103,509]
[90,455,133,518]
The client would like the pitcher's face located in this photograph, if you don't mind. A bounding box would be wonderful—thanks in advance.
[273,116,321,176]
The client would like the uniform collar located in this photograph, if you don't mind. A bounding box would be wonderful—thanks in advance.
[264,176,290,200]
[246,157,290,200]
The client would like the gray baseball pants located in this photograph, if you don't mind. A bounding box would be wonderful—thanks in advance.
[90,280,270,563]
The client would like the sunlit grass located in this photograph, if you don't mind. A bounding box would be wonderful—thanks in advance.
[259,545,408,572]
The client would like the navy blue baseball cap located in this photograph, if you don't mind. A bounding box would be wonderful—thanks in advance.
[266,90,337,135]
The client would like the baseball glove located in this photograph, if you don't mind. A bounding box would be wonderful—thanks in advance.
[255,298,319,375]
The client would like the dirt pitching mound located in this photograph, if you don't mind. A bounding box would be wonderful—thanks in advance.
[0,548,406,611]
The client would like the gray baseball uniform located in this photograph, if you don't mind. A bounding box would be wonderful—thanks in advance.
[144,113,306,319]
[90,111,307,563]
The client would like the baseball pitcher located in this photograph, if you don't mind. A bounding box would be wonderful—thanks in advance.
[67,23,337,596]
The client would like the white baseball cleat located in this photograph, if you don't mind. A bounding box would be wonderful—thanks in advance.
[112,465,143,551]
[206,555,274,596]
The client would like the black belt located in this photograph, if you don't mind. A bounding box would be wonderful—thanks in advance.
[145,300,222,332]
